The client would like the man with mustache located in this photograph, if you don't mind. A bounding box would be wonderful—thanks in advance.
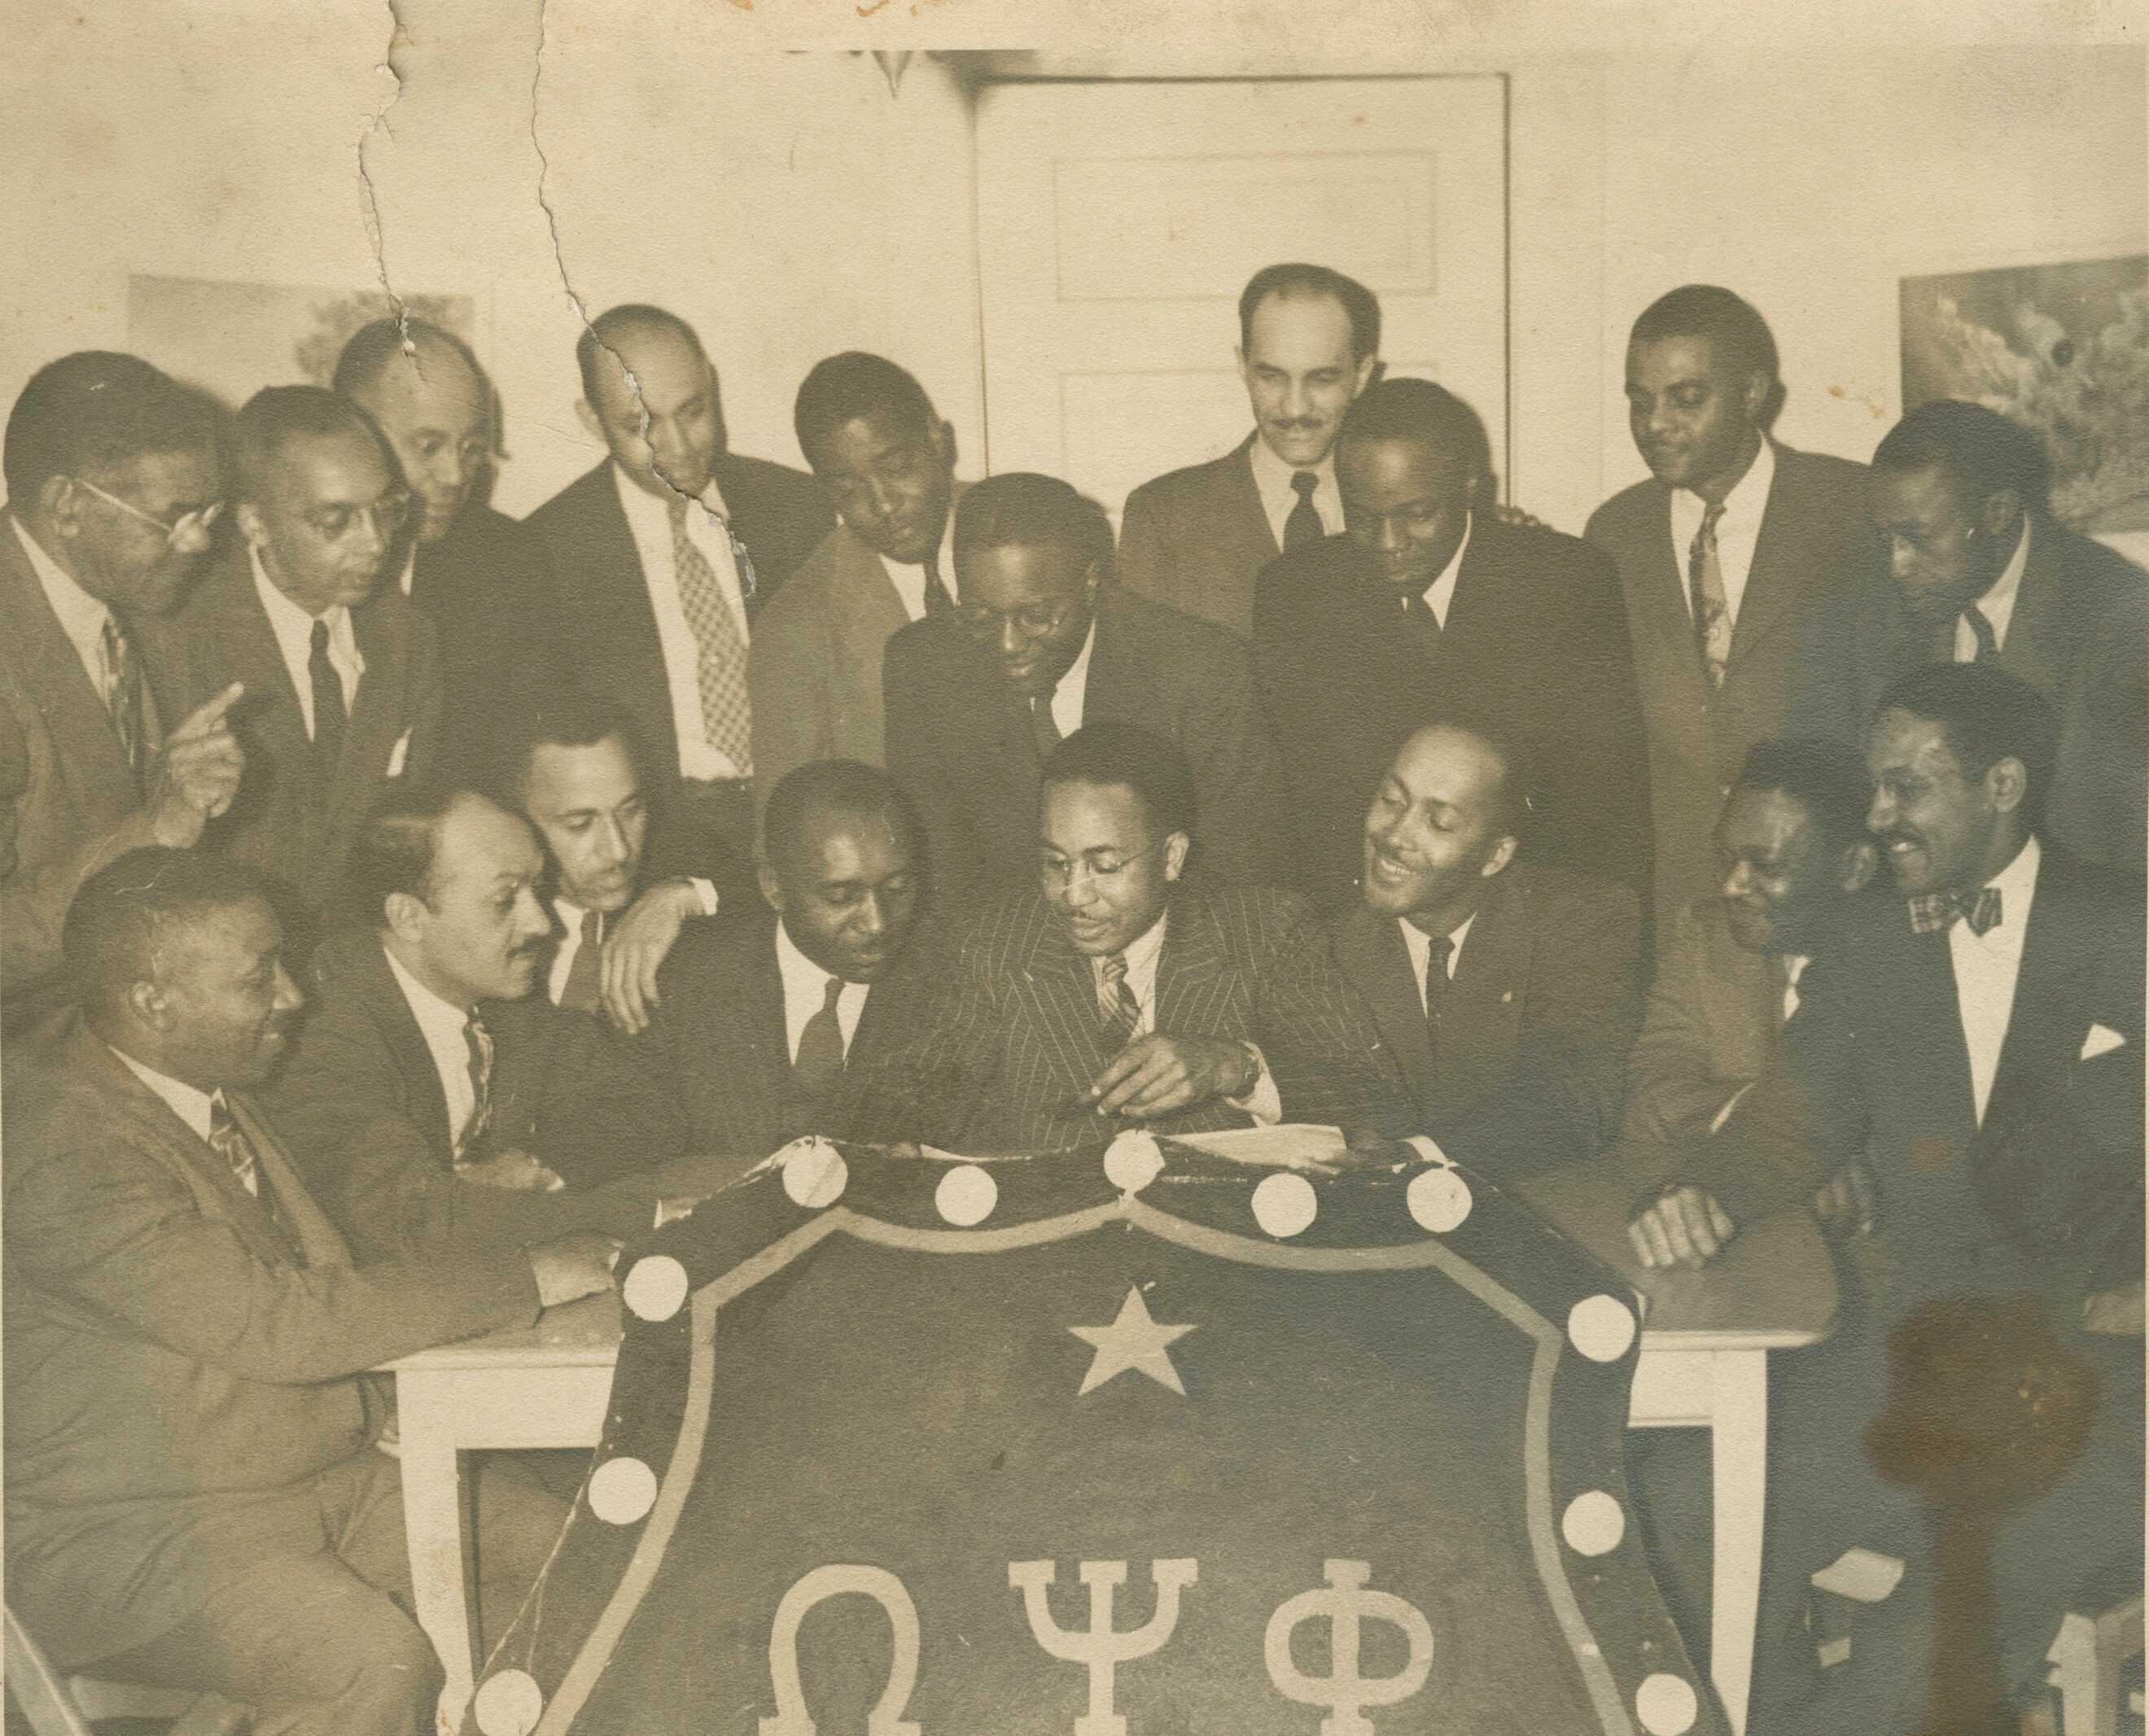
[265,786,703,1261]
[1329,719,1641,1182]
[3,847,616,1735]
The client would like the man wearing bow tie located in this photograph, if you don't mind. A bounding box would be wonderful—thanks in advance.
[1630,662,2143,1735]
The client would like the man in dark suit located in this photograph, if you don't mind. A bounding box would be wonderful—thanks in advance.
[1254,378,1652,913]
[636,759,936,1179]
[852,722,1415,1153]
[526,304,830,903]
[885,473,1279,912]
[3,847,616,1734]
[1118,262,1380,638]
[147,385,440,945]
[1630,665,2143,1735]
[1330,719,1640,1183]
[1620,737,1875,1154]
[265,786,707,1262]
[1,352,244,1022]
[333,317,562,778]
[1795,398,2147,873]
[751,352,972,799]
[1587,286,1879,939]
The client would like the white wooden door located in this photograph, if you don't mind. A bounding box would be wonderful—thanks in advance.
[974,77,1508,521]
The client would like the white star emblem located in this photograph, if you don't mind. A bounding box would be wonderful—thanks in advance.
[1069,1286,1196,1397]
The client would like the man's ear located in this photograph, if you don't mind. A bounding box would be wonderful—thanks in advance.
[1234,345,1251,393]
[1978,486,2024,538]
[1481,833,1519,880]
[930,418,956,474]
[1741,370,1775,426]
[1839,837,1880,895]
[1162,831,1193,883]
[755,859,783,912]
[1984,754,2029,817]
[125,975,173,1034]
[39,474,85,540]
[383,890,429,945]
[1352,351,1379,396]
[234,501,268,552]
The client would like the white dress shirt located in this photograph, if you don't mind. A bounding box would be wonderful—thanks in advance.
[1046,619,1098,738]
[1096,912,1282,1123]
[251,549,361,738]
[395,546,417,597]
[610,463,752,781]
[1248,434,1343,548]
[13,515,113,697]
[1781,951,1808,1025]
[775,920,870,1062]
[879,514,955,625]
[1950,834,2040,1127]
[112,1044,220,1143]
[1397,909,1478,1011]
[1416,514,1474,629]
[1670,435,1776,629]
[546,895,601,1006]
[1956,518,2032,662]
[383,942,484,1153]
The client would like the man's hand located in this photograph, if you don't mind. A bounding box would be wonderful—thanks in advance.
[1628,1185,1737,1270]
[600,878,707,1035]
[459,1149,567,1193]
[1087,1034,1258,1121]
[527,1231,624,1309]
[148,682,245,847]
[1812,1163,1878,1238]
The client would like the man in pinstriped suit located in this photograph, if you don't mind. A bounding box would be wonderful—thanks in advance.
[847,721,1417,1154]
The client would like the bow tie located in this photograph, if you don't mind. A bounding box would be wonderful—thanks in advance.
[1907,885,2002,938]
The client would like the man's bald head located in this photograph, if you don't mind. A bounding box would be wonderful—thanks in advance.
[574,304,724,499]
[333,318,492,542]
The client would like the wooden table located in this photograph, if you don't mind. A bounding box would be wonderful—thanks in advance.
[389,1165,1836,1734]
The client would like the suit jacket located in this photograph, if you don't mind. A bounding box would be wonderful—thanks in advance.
[1252,519,1653,916]
[848,883,1418,1152]
[1328,865,1641,1183]
[748,481,970,801]
[1118,435,1282,638]
[405,501,566,781]
[883,587,1281,911]
[1788,516,2148,875]
[1587,446,1877,937]
[2,1012,537,1666]
[527,454,832,794]
[0,514,166,1017]
[145,545,442,931]
[262,928,693,1265]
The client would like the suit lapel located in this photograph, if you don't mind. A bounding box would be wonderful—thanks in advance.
[0,523,142,802]
[1016,905,1118,1100]
[831,527,914,698]
[745,926,794,1148]
[1337,904,1436,1106]
[230,1092,355,1269]
[565,466,677,771]
[1725,447,1804,667]
[1443,874,1525,1095]
[1154,897,1232,1038]
[1995,521,2077,703]
[1226,436,1280,565]
[333,597,410,850]
[1989,851,2092,1116]
[357,937,456,1161]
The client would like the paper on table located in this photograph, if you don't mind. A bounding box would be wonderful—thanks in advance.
[1166,1123,1349,1169]
[1810,1546,1906,1603]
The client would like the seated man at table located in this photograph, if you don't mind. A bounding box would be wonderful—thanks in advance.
[850,720,1416,1152]
[265,785,702,1262]
[1618,737,1875,1159]
[2,847,616,1736]
[1331,718,1640,1183]
[634,759,938,1181]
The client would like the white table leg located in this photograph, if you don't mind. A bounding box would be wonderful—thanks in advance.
[396,1371,479,1731]
[1708,1350,1768,1736]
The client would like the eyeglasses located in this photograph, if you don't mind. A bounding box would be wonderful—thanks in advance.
[301,491,413,543]
[1040,837,1167,891]
[71,475,225,546]
[951,593,1086,641]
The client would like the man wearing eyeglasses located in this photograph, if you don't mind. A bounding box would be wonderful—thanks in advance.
[150,386,440,947]
[851,721,1413,1153]
[882,472,1279,916]
[1,351,246,1025]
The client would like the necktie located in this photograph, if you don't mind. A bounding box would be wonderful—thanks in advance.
[667,496,754,771]
[1398,588,1443,656]
[1907,886,2002,938]
[1420,934,1454,1033]
[560,908,602,1013]
[461,1010,494,1158]
[791,974,848,1099]
[921,550,954,618]
[100,614,145,787]
[1960,604,1999,665]
[1099,951,1142,1047]
[1031,687,1062,759]
[309,618,348,765]
[1687,501,1731,693]
[208,1097,260,1196]
[1284,470,1324,551]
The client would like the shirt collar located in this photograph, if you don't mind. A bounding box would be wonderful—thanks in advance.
[110,1043,221,1144]
[12,514,113,677]
[1397,907,1478,979]
[1246,432,1337,518]
[1048,616,1098,705]
[1679,434,1775,524]
[1973,517,2033,628]
[396,544,418,597]
[383,937,477,1030]
[1419,513,1474,613]
[1982,832,2042,919]
[775,917,865,1014]
[611,461,730,537]
[249,544,355,662]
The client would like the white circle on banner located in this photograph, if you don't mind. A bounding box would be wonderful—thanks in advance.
[472,1668,544,1736]
[1567,1294,1637,1363]
[1407,1165,1473,1233]
[1103,1130,1166,1194]
[588,1456,659,1525]
[1560,1489,1626,1556]
[781,1140,848,1209]
[935,1164,997,1227]
[1251,1172,1318,1239]
[1635,1673,1699,1735]
[622,1254,689,1323]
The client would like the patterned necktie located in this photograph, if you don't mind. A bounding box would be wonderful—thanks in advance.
[667,496,754,771]
[100,614,145,787]
[921,550,954,618]
[309,618,348,765]
[1284,470,1324,551]
[1960,603,2000,665]
[461,1009,494,1157]
[1099,951,1142,1047]
[560,907,602,1013]
[1687,501,1731,693]
[1031,687,1062,759]
[792,974,848,1100]
[1907,886,2003,938]
[207,1097,260,1196]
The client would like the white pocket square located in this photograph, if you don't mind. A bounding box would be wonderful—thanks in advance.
[384,728,412,779]
[2081,1023,2127,1061]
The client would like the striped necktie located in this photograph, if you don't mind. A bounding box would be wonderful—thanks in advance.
[100,614,146,788]
[1098,951,1141,1047]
